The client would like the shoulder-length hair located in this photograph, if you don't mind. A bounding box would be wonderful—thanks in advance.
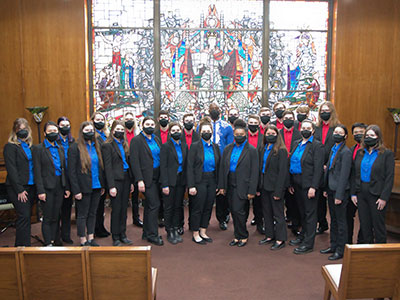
[8,118,33,147]
[91,111,109,137]
[317,101,340,127]
[57,116,74,142]
[105,119,129,154]
[263,124,287,155]
[360,124,387,154]
[77,121,104,174]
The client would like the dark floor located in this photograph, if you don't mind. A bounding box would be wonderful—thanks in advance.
[1,206,399,300]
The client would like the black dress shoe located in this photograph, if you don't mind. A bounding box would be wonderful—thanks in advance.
[316,226,329,235]
[219,222,228,231]
[200,235,213,243]
[237,240,247,247]
[229,239,239,246]
[271,241,286,250]
[177,227,184,235]
[120,237,133,245]
[192,237,206,245]
[133,218,143,228]
[289,238,302,246]
[225,215,230,224]
[320,247,335,254]
[80,241,90,246]
[54,240,63,246]
[62,238,74,244]
[173,228,183,243]
[158,218,165,228]
[328,252,343,261]
[88,239,100,247]
[293,245,313,254]
[112,240,121,247]
[251,218,257,226]
[95,229,110,238]
[259,238,274,245]
[147,236,164,246]
[167,231,177,245]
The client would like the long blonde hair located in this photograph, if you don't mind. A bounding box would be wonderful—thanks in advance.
[317,101,340,127]
[8,118,33,147]
[77,121,104,174]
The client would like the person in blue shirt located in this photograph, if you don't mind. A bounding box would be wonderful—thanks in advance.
[219,119,259,247]
[187,119,220,245]
[33,121,70,246]
[353,124,395,244]
[101,120,134,247]
[320,124,352,260]
[160,122,188,244]
[68,121,105,246]
[56,116,75,245]
[4,118,36,246]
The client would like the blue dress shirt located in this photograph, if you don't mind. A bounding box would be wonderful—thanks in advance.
[202,139,215,172]
[44,139,62,176]
[19,140,34,185]
[96,129,107,141]
[211,120,234,155]
[142,132,160,168]
[59,136,69,167]
[171,139,183,173]
[114,138,129,171]
[262,144,273,174]
[229,141,246,172]
[329,143,342,169]
[360,149,378,182]
[290,136,314,174]
[86,142,101,189]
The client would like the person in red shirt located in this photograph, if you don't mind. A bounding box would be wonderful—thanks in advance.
[181,113,200,150]
[295,105,310,131]
[259,107,272,135]
[155,110,170,145]
[124,111,137,145]
[271,102,286,130]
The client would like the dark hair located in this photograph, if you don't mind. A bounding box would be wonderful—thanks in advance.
[282,110,295,118]
[334,124,348,137]
[182,113,194,122]
[43,121,58,132]
[351,122,367,133]
[361,124,386,153]
[142,116,156,127]
[168,121,181,131]
[158,110,169,117]
[263,124,287,154]
[106,120,129,154]
[233,119,247,131]
[248,114,260,123]
[57,116,73,142]
[209,103,220,112]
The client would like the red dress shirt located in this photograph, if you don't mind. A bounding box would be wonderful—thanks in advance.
[322,122,330,145]
[248,131,259,148]
[185,130,193,149]
[283,128,293,152]
[160,129,168,144]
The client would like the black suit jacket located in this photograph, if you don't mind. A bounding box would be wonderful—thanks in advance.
[130,133,161,187]
[258,147,288,199]
[219,142,259,198]
[187,140,220,188]
[289,138,325,189]
[314,126,335,163]
[160,139,188,187]
[101,140,130,189]
[353,149,395,201]
[325,144,352,201]
[32,142,68,194]
[68,143,105,195]
[180,129,200,149]
[279,128,302,153]
[4,143,32,193]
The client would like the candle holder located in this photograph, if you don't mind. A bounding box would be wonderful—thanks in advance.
[26,106,48,143]
[388,108,400,158]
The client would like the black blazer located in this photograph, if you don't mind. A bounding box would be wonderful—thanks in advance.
[353,149,395,201]
[4,143,32,194]
[101,140,130,189]
[289,138,325,189]
[180,129,200,149]
[68,143,105,195]
[187,140,220,188]
[314,126,335,164]
[160,139,188,187]
[219,142,259,198]
[32,142,68,195]
[279,128,302,153]
[258,147,288,199]
[325,144,352,201]
[130,133,161,187]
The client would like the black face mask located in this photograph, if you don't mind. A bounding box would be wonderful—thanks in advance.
[320,112,331,121]
[171,132,181,141]
[333,134,345,143]
[260,115,270,125]
[201,132,212,141]
[184,122,194,131]
[46,132,58,142]
[354,134,363,144]
[364,136,378,147]
[94,122,105,130]
[275,109,285,119]
[83,131,95,141]
[234,135,246,144]
[283,119,294,129]
[125,120,135,129]
[59,126,70,136]
[113,131,124,140]
[17,129,28,139]
[210,110,220,121]
[297,114,307,123]
[248,124,259,133]
[228,116,238,124]
[159,119,169,127]
[301,130,312,139]
[143,126,155,135]
[265,135,277,144]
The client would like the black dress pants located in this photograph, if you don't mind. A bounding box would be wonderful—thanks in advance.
[110,172,130,240]
[95,191,108,233]
[76,189,102,237]
[327,189,348,255]
[284,189,300,227]
[252,194,263,225]
[143,168,161,239]
[216,193,229,224]
[317,188,328,229]
[59,193,73,241]
[163,173,185,230]
[346,199,363,244]
[261,189,287,241]
[131,183,140,222]
[227,173,249,240]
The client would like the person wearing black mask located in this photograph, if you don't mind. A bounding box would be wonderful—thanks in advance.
[295,105,310,131]
[160,122,188,244]
[271,102,287,130]
[219,119,258,247]
[155,110,170,145]
[258,124,288,250]
[56,116,75,245]
[352,125,394,244]
[130,117,164,246]
[320,124,352,260]
[347,122,367,244]
[4,118,36,246]
[68,121,105,246]
[101,120,134,246]
[91,112,111,238]
[33,121,70,246]
[259,107,272,135]
[228,107,239,126]
[288,120,324,254]
[187,120,220,245]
